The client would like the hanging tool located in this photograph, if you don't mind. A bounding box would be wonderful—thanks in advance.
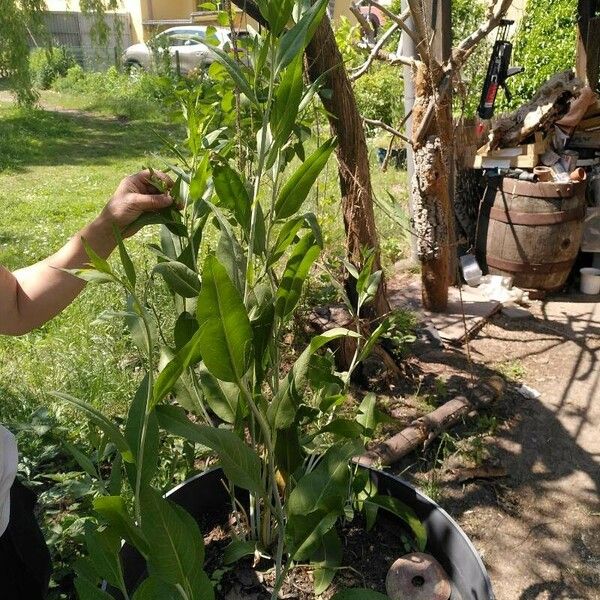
[477,20,524,120]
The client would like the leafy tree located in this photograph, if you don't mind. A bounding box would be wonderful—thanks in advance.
[507,0,577,108]
[0,0,120,105]
[0,0,45,105]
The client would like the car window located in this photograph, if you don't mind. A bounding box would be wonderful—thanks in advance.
[167,32,205,47]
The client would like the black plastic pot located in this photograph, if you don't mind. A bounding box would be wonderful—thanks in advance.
[109,467,494,599]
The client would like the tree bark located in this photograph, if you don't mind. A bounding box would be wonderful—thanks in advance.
[305,16,390,319]
[411,61,454,311]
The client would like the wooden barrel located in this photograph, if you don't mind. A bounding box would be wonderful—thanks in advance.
[476,177,587,291]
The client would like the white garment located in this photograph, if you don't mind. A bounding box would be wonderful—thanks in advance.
[0,425,18,536]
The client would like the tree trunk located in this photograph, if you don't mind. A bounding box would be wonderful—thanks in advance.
[411,62,454,311]
[305,16,390,319]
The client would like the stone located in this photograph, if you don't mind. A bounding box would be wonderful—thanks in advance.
[501,303,532,320]
[385,552,451,600]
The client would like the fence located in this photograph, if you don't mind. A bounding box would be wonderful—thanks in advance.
[31,11,132,71]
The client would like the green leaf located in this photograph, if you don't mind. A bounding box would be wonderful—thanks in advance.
[196,255,253,383]
[356,393,377,433]
[125,294,154,357]
[357,319,390,364]
[313,529,342,594]
[268,216,304,267]
[331,590,390,600]
[93,496,148,557]
[52,392,133,463]
[74,577,114,600]
[63,441,99,482]
[271,55,304,144]
[81,238,113,275]
[276,0,329,72]
[213,162,251,232]
[140,487,205,587]
[198,364,240,424]
[274,426,304,479]
[257,0,294,35]
[125,376,159,487]
[317,419,364,439]
[274,232,320,319]
[152,330,203,408]
[130,211,188,237]
[156,406,265,495]
[174,311,199,350]
[364,495,427,552]
[287,441,362,517]
[207,45,257,105]
[132,577,180,600]
[275,138,336,219]
[285,508,338,561]
[64,268,115,284]
[268,328,359,430]
[83,522,123,589]
[189,154,210,202]
[223,539,256,565]
[154,261,201,298]
[113,225,136,288]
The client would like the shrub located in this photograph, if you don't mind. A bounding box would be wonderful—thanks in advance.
[506,0,577,109]
[354,63,404,126]
[29,46,76,89]
[51,66,177,120]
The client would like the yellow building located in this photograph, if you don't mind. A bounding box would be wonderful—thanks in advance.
[45,0,361,45]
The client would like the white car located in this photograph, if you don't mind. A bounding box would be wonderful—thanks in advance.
[122,26,234,74]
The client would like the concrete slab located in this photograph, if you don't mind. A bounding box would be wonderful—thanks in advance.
[388,274,501,344]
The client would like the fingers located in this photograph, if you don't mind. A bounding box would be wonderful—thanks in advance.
[132,169,174,194]
[128,192,173,213]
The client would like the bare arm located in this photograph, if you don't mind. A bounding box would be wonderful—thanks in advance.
[0,170,173,336]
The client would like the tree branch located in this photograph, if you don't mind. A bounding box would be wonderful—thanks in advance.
[350,2,376,44]
[350,22,401,81]
[363,1,418,44]
[452,0,514,68]
[405,0,431,63]
[363,117,412,145]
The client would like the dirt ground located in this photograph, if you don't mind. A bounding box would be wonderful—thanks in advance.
[385,274,600,600]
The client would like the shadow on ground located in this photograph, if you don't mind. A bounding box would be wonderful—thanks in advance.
[0,107,176,172]
[383,277,600,600]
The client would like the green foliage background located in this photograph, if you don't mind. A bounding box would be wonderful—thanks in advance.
[507,0,577,108]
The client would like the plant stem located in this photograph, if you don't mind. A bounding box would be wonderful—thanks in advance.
[238,381,286,583]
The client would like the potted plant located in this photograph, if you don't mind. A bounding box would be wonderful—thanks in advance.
[55,3,494,599]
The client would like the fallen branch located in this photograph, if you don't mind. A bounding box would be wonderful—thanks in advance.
[358,376,505,466]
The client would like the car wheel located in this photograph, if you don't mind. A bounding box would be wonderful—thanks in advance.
[124,61,143,75]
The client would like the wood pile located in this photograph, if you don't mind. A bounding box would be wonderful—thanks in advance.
[463,70,600,182]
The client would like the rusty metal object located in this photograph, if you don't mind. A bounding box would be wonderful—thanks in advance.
[386,552,451,600]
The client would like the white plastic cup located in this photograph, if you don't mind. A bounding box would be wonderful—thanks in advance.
[580,268,600,295]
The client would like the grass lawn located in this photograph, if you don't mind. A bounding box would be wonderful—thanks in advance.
[0,89,410,598]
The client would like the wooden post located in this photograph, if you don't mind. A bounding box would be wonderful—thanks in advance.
[576,0,600,88]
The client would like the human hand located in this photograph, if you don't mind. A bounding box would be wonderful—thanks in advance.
[99,170,174,237]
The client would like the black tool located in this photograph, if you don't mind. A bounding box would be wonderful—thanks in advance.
[477,20,524,120]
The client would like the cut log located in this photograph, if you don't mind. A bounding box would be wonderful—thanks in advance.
[358,376,505,466]
[488,71,583,149]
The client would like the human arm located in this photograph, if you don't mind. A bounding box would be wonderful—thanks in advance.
[0,170,172,336]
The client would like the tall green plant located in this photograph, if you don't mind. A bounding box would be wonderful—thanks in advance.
[55,3,426,599]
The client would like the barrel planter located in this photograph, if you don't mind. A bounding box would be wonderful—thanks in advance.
[106,467,494,599]
[477,176,587,292]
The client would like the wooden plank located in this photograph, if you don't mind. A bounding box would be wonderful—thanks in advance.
[465,154,539,169]
[568,129,600,148]
[577,115,600,130]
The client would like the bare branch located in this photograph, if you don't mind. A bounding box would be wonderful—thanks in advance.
[350,2,376,44]
[452,0,514,67]
[350,22,401,81]
[364,1,418,44]
[405,0,431,63]
[363,117,412,145]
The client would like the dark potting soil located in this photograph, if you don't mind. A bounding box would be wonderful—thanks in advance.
[201,507,414,599]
